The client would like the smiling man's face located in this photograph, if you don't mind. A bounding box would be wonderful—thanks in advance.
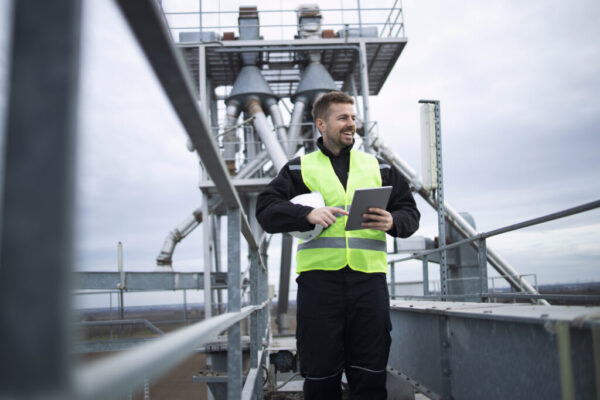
[316,102,357,155]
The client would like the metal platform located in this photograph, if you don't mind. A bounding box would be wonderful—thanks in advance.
[388,300,600,400]
[199,177,272,194]
[180,37,407,98]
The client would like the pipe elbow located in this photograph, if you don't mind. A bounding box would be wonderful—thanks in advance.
[156,252,173,267]
[246,97,263,116]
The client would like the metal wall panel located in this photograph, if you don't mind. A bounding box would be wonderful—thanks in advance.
[389,301,598,400]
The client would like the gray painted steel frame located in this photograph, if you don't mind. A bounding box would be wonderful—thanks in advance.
[72,1,271,399]
[73,271,229,290]
[0,0,81,397]
[74,303,267,400]
[388,301,599,400]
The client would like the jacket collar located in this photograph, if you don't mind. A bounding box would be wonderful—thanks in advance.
[316,137,354,158]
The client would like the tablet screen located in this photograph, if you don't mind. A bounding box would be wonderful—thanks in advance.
[345,186,393,231]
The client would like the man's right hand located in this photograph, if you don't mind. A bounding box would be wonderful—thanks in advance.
[306,207,349,229]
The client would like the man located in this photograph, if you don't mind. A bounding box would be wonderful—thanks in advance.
[256,91,420,399]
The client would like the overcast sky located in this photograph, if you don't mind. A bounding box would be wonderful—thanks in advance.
[23,0,597,306]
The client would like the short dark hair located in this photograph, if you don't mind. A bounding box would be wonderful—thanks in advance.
[311,91,354,121]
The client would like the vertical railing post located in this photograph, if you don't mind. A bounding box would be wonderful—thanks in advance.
[420,100,447,299]
[358,41,371,151]
[390,240,397,298]
[118,242,125,330]
[250,249,259,368]
[0,0,81,397]
[356,0,363,36]
[249,247,264,400]
[212,214,223,314]
[433,101,447,300]
[227,207,242,400]
[202,190,213,318]
[422,255,430,296]
[183,289,188,326]
[277,233,293,333]
[260,241,270,340]
[477,238,488,301]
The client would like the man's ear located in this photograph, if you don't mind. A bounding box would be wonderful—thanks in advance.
[315,118,325,133]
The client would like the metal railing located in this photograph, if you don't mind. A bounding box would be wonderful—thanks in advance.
[0,1,271,399]
[159,1,406,41]
[73,303,268,399]
[388,199,600,304]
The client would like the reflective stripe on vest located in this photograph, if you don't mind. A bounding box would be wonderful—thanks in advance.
[296,149,388,274]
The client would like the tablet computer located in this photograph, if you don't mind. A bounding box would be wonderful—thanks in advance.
[345,186,393,231]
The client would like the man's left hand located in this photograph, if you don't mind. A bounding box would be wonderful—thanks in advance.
[361,208,393,232]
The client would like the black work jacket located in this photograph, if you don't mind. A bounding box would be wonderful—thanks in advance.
[256,138,420,238]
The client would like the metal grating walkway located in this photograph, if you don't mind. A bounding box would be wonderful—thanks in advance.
[180,37,406,98]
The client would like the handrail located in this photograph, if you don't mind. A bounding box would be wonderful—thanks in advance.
[77,319,165,336]
[388,199,600,264]
[169,22,401,30]
[164,5,406,39]
[392,293,600,303]
[165,7,402,15]
[75,4,274,400]
[74,302,268,400]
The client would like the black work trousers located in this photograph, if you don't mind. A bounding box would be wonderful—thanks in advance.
[296,267,392,400]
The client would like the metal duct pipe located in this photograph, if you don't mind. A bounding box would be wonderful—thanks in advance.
[156,207,203,268]
[286,99,306,156]
[247,98,288,172]
[371,136,547,304]
[155,151,269,268]
[268,102,288,150]
[237,150,269,179]
[223,101,241,174]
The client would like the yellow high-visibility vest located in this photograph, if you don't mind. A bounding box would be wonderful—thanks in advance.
[296,149,388,273]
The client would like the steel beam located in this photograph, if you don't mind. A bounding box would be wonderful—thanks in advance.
[388,300,599,399]
[0,0,81,397]
[73,271,228,291]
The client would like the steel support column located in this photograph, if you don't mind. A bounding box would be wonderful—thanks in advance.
[420,100,447,298]
[477,238,488,296]
[227,208,242,400]
[0,0,81,397]
[390,239,398,297]
[248,248,264,400]
[358,40,371,151]
[199,44,207,109]
[277,233,293,333]
[212,214,223,313]
[250,249,260,368]
[202,191,213,318]
[260,240,270,341]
